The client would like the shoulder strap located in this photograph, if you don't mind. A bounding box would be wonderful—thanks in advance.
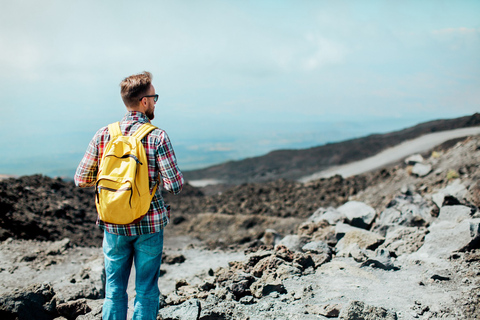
[107,122,122,139]
[132,123,157,140]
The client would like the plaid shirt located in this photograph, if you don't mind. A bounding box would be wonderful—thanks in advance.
[74,111,184,235]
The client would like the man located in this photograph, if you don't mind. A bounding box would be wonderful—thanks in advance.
[74,71,184,319]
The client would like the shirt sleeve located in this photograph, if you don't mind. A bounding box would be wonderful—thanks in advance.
[157,131,184,194]
[74,132,100,188]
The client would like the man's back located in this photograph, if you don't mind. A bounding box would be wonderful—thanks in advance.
[74,71,184,319]
[75,111,183,235]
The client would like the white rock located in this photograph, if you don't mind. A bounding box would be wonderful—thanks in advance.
[309,207,345,225]
[432,180,468,208]
[335,223,364,240]
[339,300,397,320]
[432,193,445,209]
[159,298,201,320]
[411,163,432,177]
[337,201,376,229]
[437,205,472,223]
[302,241,332,255]
[276,235,309,252]
[443,179,468,199]
[405,154,424,165]
[380,226,428,256]
[335,229,385,252]
[377,194,434,229]
[414,218,480,259]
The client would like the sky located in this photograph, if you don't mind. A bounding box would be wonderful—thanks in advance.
[0,0,479,177]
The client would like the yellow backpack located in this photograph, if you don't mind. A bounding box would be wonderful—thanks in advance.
[95,122,158,224]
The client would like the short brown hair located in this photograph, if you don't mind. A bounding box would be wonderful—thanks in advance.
[120,71,153,107]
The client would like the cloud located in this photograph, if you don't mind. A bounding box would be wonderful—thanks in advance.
[433,27,480,35]
[186,143,233,152]
[302,34,347,71]
[208,144,233,152]
[431,27,480,52]
[0,43,42,81]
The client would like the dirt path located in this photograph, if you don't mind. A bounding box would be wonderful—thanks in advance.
[299,127,480,182]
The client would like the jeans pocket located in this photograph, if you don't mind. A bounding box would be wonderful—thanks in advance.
[136,231,164,256]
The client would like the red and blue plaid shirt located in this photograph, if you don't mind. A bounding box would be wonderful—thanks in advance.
[74,111,184,235]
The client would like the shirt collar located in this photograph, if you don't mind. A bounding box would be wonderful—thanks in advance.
[122,111,151,124]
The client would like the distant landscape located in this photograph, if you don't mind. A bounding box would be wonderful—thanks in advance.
[0,115,466,180]
[1,114,479,184]
[184,113,480,185]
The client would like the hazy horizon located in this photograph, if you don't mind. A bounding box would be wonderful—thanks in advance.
[0,114,474,178]
[1,1,479,178]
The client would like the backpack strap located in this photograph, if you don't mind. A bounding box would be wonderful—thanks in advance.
[132,123,159,195]
[107,122,123,139]
[132,123,157,140]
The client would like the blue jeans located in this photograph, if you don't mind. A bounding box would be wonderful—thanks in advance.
[102,229,164,320]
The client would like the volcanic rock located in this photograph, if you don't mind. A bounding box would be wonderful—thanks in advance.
[339,300,397,320]
[0,283,58,320]
[337,201,376,229]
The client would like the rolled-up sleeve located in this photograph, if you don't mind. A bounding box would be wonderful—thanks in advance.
[157,132,184,194]
[74,134,99,188]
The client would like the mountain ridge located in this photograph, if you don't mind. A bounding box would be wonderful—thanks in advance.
[184,113,480,184]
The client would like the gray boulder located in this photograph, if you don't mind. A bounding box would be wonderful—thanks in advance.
[360,249,397,270]
[229,272,255,301]
[46,238,71,255]
[339,300,397,319]
[437,205,472,223]
[375,194,433,234]
[56,299,91,319]
[336,229,385,253]
[75,299,103,320]
[0,283,58,320]
[379,226,428,256]
[306,303,342,317]
[411,163,432,177]
[413,218,480,259]
[250,278,287,298]
[54,255,105,303]
[158,298,201,320]
[337,201,376,229]
[337,243,370,263]
[302,240,333,267]
[309,206,346,225]
[302,240,332,255]
[276,235,310,252]
[335,223,365,240]
[432,180,468,208]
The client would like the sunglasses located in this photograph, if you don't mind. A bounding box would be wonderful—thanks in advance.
[139,94,159,102]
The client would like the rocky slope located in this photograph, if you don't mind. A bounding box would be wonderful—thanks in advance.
[0,175,102,247]
[1,135,480,319]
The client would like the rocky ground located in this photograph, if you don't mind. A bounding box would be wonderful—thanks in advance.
[1,135,480,319]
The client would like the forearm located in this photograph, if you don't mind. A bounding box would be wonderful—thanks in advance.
[162,171,184,194]
[157,133,184,194]
[74,137,99,187]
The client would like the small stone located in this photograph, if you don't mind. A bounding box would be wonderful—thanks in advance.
[411,163,432,177]
[46,238,70,255]
[57,299,91,319]
[339,300,397,319]
[239,296,255,305]
[163,253,186,265]
[306,303,342,318]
